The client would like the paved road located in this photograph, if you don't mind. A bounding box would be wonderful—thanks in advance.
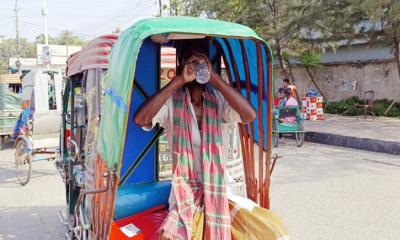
[271,141,400,240]
[0,146,65,240]
[1,141,399,240]
[304,114,400,142]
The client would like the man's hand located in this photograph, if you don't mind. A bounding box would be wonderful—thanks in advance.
[181,54,216,84]
[181,55,200,83]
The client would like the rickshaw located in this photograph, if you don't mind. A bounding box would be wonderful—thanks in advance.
[0,74,22,150]
[60,17,279,240]
[13,69,63,185]
[272,106,305,147]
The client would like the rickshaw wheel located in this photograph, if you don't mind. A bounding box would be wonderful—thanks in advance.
[272,131,279,147]
[295,122,305,147]
[15,140,32,186]
[0,136,6,150]
[272,120,279,148]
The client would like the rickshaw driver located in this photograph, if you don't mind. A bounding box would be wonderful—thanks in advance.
[134,45,256,239]
[134,49,256,183]
[134,53,255,131]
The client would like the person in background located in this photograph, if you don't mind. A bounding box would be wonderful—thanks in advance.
[281,78,297,99]
[279,89,298,123]
[274,88,288,107]
[282,78,290,90]
[274,89,283,107]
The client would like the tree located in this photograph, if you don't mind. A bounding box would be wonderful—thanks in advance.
[299,51,329,100]
[0,38,35,74]
[302,0,400,110]
[177,0,327,84]
[112,28,122,34]
[0,38,35,58]
[55,31,86,46]
[0,56,8,74]
[34,33,56,45]
[359,0,400,113]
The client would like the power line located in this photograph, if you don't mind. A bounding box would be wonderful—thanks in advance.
[21,21,94,38]
[72,0,152,33]
[89,1,157,35]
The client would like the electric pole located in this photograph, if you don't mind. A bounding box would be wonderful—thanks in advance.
[42,0,49,46]
[159,0,162,16]
[15,0,21,73]
[42,0,50,68]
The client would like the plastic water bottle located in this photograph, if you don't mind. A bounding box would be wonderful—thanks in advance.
[195,62,210,84]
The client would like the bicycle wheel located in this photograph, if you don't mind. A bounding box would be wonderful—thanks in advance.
[15,140,32,186]
[272,119,279,147]
[295,121,305,147]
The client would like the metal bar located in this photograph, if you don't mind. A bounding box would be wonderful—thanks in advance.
[256,42,264,205]
[119,126,164,186]
[61,79,71,159]
[264,45,274,209]
[33,156,53,161]
[155,45,161,181]
[74,170,112,238]
[239,39,257,202]
[70,80,75,139]
[133,81,149,99]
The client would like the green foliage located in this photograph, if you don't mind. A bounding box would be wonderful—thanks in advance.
[359,0,400,44]
[34,34,57,45]
[0,31,86,73]
[373,99,400,117]
[325,96,360,115]
[0,38,35,58]
[0,56,8,74]
[55,31,86,46]
[325,96,400,117]
[299,52,322,68]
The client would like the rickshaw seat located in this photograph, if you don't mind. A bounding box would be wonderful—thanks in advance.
[111,205,168,240]
[114,181,171,220]
[279,107,297,118]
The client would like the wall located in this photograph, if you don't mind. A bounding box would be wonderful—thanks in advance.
[275,61,400,101]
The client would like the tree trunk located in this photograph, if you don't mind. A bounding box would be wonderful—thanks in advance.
[385,39,400,115]
[285,58,296,84]
[276,41,289,79]
[305,67,327,101]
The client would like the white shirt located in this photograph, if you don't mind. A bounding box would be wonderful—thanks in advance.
[145,87,241,179]
[144,87,242,208]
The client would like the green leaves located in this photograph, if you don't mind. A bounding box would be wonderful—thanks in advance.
[299,52,322,69]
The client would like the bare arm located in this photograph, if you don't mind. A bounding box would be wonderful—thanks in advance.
[134,57,198,128]
[210,72,256,123]
[133,76,184,128]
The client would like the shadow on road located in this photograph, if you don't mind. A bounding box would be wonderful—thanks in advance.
[0,206,65,240]
[272,141,400,185]
[0,151,59,188]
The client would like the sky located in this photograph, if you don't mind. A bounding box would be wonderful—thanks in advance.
[0,0,160,41]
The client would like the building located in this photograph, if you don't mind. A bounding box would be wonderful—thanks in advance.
[8,44,82,74]
[275,42,400,101]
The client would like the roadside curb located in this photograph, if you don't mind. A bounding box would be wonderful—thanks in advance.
[305,131,400,155]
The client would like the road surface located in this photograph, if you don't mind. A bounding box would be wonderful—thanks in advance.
[271,141,400,240]
[1,141,400,239]
[0,146,65,240]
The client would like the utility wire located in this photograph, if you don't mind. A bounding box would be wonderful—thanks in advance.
[89,1,156,35]
[72,0,152,33]
[21,21,94,38]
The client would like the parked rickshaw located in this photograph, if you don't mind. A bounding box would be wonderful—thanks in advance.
[60,17,279,240]
[272,106,305,147]
[14,69,63,185]
[0,74,22,149]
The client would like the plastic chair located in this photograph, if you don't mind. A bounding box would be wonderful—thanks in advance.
[357,90,375,120]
